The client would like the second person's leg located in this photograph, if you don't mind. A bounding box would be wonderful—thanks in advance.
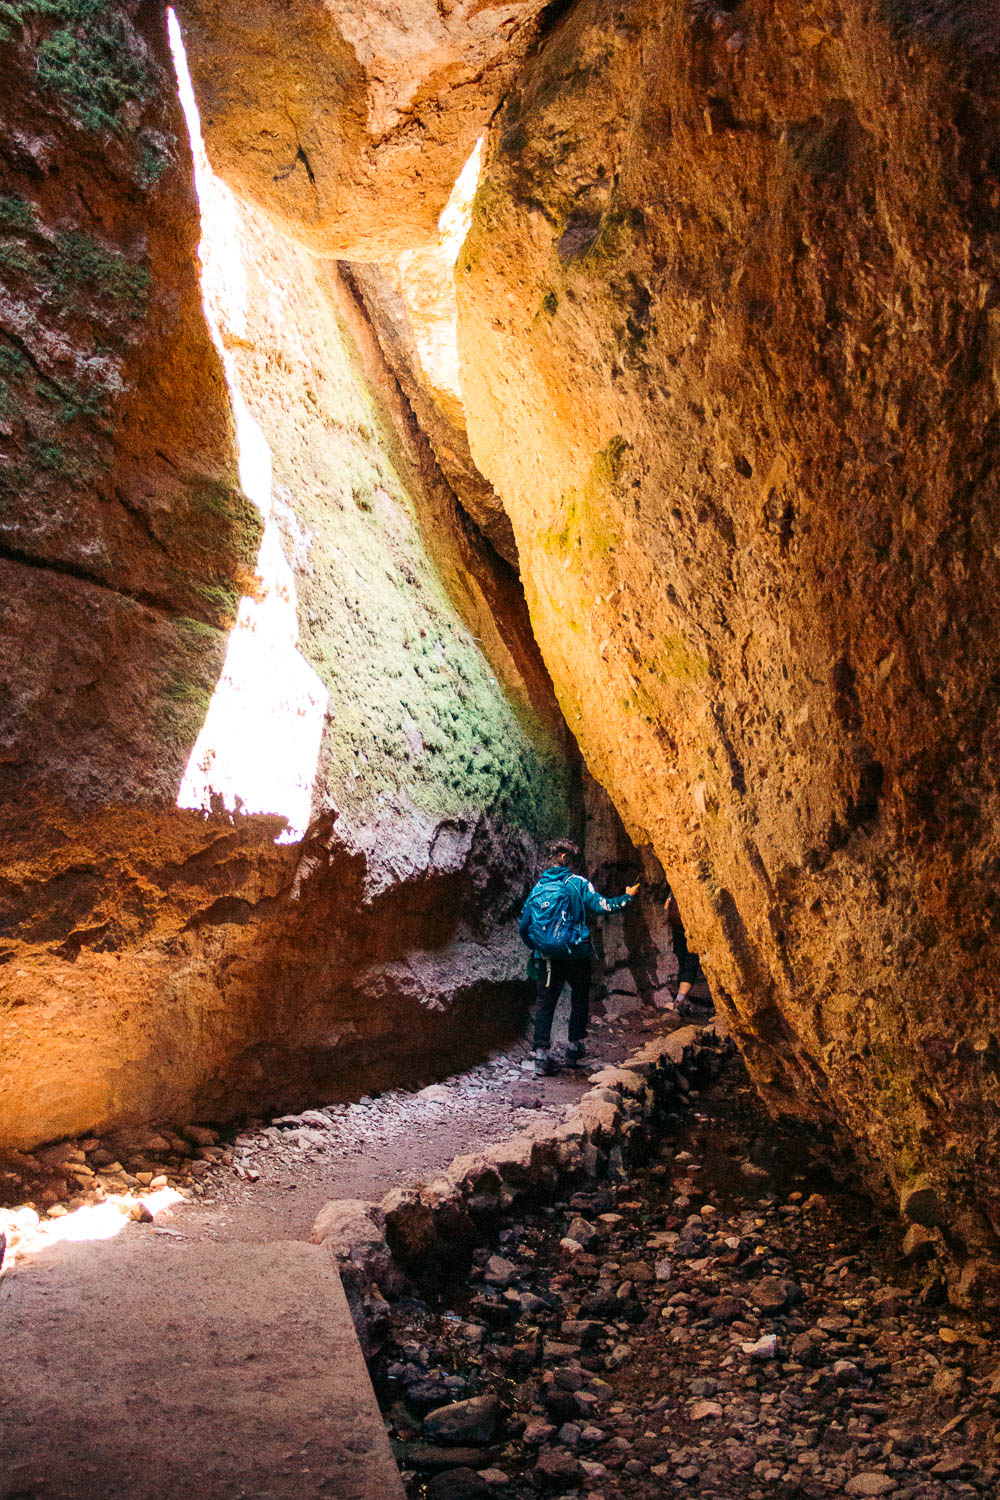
[565,957,593,1065]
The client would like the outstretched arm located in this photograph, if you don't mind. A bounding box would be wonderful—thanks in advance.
[579,878,638,914]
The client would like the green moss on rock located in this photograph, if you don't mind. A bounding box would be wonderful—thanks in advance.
[52,231,150,313]
[0,1,154,135]
[539,434,627,566]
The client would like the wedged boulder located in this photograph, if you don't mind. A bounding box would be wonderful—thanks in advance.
[170,0,551,259]
[482,1135,536,1185]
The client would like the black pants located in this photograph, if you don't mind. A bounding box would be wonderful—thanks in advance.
[672,923,700,987]
[533,954,592,1049]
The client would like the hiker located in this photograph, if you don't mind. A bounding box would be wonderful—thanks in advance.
[664,884,701,1014]
[519,838,639,1076]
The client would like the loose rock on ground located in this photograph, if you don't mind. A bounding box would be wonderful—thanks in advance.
[373,1066,1000,1498]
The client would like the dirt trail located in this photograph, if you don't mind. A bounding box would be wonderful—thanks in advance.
[158,1009,665,1247]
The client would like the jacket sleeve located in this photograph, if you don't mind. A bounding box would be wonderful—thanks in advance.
[579,878,632,916]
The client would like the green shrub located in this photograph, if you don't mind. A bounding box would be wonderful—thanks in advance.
[0,242,35,276]
[0,194,33,231]
[36,16,151,135]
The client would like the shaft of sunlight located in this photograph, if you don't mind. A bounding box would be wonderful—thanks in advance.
[394,137,483,418]
[1,1188,184,1267]
[168,8,327,844]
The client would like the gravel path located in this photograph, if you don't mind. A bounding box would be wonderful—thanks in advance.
[0,1004,678,1500]
[176,1010,668,1245]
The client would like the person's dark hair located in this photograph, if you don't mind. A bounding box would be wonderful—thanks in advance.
[546,838,580,866]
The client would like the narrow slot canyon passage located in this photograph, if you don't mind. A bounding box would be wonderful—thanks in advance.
[4,0,1000,1497]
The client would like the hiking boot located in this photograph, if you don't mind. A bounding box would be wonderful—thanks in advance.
[565,1040,586,1068]
[534,1048,557,1077]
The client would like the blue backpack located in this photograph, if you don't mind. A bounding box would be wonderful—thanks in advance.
[518,867,587,958]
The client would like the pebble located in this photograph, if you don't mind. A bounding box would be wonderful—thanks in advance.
[844,1475,897,1497]
[483,1255,517,1288]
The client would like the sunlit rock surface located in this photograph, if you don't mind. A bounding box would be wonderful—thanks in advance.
[169,0,550,259]
[0,5,573,1150]
[456,0,1000,1280]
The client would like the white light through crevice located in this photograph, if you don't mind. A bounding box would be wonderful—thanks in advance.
[168,9,328,844]
[394,138,483,421]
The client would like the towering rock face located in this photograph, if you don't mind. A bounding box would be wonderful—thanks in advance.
[0,3,573,1150]
[0,0,252,728]
[456,0,1000,1282]
[169,0,552,259]
[9,0,1000,1299]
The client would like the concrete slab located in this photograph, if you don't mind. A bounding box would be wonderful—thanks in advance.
[0,1235,404,1500]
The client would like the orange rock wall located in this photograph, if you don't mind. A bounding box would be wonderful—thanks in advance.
[170,0,551,258]
[455,0,1000,1286]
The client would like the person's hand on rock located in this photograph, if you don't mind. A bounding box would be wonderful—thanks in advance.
[626,882,640,897]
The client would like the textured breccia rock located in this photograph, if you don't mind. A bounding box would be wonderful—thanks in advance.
[0,4,573,1149]
[456,0,1000,1273]
[0,3,251,622]
[170,0,550,259]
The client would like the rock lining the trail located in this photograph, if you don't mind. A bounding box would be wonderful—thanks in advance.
[310,1021,733,1352]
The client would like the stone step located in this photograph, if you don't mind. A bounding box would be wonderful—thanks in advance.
[0,1236,404,1500]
